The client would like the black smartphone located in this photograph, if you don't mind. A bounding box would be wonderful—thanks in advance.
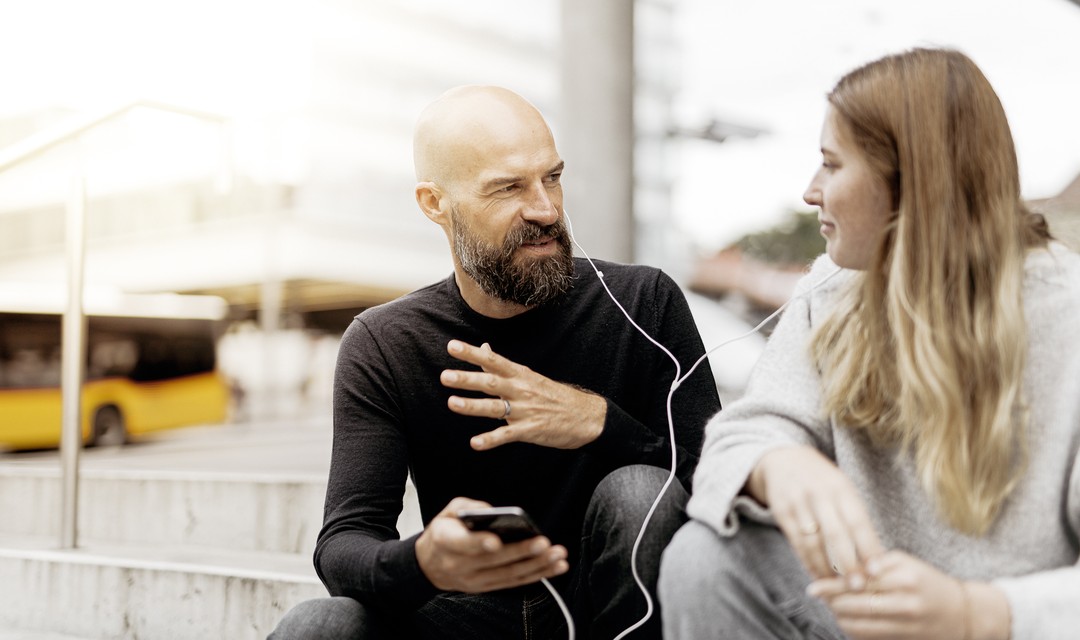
[457,506,543,542]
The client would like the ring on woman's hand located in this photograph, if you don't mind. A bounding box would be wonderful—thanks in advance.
[799,521,820,536]
[869,592,882,616]
[501,399,511,419]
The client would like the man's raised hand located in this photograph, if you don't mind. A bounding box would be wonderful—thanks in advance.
[440,340,606,451]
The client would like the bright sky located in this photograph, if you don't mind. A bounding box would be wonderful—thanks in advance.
[0,0,312,116]
[672,0,1080,250]
[2,0,1077,254]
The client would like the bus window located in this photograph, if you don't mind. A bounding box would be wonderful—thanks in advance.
[0,307,229,451]
[89,339,138,379]
[0,315,62,389]
[5,348,61,388]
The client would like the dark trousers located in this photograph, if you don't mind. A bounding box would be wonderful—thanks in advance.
[269,465,687,640]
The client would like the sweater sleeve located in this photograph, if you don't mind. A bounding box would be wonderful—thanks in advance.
[986,246,1080,640]
[992,446,1080,640]
[686,260,842,536]
[582,270,721,490]
[994,566,1080,640]
[313,319,440,611]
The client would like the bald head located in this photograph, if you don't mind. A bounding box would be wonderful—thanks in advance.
[413,86,556,188]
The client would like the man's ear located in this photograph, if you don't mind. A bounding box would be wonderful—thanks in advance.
[415,182,449,226]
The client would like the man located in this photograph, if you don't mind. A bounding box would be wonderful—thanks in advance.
[270,86,720,639]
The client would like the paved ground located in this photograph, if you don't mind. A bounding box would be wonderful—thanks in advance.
[0,411,334,476]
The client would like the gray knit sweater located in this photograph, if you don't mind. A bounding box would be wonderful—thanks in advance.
[687,243,1080,640]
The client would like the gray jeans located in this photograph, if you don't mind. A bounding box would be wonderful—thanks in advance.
[659,519,846,639]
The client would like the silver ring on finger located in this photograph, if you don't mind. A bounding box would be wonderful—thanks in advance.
[501,399,511,420]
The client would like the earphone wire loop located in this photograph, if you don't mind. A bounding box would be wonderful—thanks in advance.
[561,210,843,640]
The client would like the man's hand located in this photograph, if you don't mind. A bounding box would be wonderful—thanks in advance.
[415,498,569,593]
[440,340,607,451]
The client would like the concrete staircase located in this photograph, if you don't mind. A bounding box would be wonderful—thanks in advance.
[0,457,422,638]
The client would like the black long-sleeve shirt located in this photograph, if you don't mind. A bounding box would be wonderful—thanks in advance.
[314,258,722,611]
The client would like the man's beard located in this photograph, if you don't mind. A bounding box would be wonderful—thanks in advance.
[451,208,575,307]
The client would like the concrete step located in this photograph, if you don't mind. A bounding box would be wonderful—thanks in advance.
[0,633,96,640]
[0,467,326,556]
[0,466,423,555]
[0,534,326,640]
[0,424,425,639]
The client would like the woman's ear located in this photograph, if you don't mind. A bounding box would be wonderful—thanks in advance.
[415,181,449,226]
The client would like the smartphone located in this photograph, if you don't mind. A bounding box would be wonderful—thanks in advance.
[457,506,543,542]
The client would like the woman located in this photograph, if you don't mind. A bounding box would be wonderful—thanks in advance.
[660,48,1080,640]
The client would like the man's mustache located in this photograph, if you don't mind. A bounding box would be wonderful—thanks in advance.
[505,220,568,248]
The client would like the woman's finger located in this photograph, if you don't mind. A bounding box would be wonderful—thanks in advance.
[781,506,834,579]
[813,499,867,585]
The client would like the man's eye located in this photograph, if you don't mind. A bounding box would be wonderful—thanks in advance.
[498,184,519,193]
[545,173,562,184]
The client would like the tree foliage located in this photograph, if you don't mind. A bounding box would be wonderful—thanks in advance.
[732,210,825,265]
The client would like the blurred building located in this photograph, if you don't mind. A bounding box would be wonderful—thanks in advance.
[0,0,691,415]
[1030,171,1080,252]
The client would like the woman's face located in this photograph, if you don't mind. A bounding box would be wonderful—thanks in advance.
[803,107,895,270]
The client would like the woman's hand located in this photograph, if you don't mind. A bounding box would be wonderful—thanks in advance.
[807,551,1008,640]
[747,445,884,585]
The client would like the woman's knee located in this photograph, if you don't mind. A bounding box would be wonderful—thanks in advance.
[663,520,844,638]
[660,520,737,603]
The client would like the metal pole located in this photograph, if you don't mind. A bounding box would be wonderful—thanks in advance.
[60,151,88,549]
[216,121,236,211]
[259,276,283,420]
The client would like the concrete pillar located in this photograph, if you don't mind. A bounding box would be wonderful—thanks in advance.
[257,206,284,420]
[633,0,681,275]
[559,0,634,264]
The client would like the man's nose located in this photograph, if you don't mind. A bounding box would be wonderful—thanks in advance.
[521,183,559,225]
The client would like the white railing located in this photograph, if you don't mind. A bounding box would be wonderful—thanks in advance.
[0,101,230,549]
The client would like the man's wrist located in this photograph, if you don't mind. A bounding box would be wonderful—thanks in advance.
[583,394,606,445]
[570,386,607,446]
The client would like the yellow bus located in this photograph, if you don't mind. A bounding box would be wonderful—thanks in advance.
[0,287,230,450]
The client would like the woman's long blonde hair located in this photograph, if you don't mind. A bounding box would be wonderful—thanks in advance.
[811,48,1051,535]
